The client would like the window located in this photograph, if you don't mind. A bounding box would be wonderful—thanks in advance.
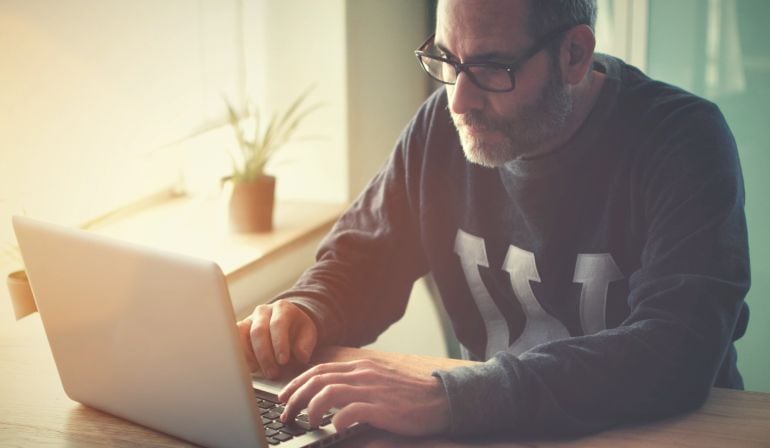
[0,0,260,253]
[646,0,770,395]
[595,0,649,70]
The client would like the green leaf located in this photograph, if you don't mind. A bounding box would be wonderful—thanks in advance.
[222,86,320,181]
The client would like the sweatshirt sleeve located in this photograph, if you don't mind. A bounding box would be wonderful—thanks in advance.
[273,104,433,348]
[434,102,750,437]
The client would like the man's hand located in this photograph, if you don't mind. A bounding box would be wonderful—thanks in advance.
[278,359,451,437]
[237,299,318,379]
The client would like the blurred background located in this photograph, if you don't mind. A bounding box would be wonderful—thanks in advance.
[1,0,767,393]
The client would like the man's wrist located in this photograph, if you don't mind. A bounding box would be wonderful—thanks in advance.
[428,374,453,435]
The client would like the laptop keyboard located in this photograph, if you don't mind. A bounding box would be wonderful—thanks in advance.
[254,390,334,446]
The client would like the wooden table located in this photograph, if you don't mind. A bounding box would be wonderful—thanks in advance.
[2,312,769,447]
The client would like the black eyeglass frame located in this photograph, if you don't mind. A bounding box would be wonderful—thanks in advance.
[414,24,575,92]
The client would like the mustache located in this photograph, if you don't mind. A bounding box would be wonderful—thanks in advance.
[450,110,508,133]
[452,111,511,136]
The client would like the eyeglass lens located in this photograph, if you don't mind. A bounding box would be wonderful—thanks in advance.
[419,56,514,92]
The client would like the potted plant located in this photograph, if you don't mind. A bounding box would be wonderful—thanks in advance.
[223,87,320,233]
[3,243,36,320]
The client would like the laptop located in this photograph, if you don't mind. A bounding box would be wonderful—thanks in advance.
[12,215,363,448]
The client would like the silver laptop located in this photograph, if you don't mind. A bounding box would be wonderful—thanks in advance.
[12,215,362,448]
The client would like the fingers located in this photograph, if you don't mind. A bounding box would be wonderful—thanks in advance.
[292,319,317,364]
[280,369,363,423]
[305,383,369,427]
[331,402,380,432]
[250,305,280,378]
[270,300,319,366]
[277,360,452,437]
[236,318,259,371]
[243,299,319,379]
[279,360,361,402]
[269,302,292,365]
[286,382,392,433]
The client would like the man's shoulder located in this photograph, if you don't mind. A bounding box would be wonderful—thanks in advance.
[596,54,721,124]
[598,57,739,189]
[593,54,732,161]
[401,86,458,152]
[412,86,450,129]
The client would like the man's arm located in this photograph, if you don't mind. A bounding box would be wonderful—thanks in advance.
[239,95,439,377]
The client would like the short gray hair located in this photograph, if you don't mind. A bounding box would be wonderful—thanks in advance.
[526,0,597,60]
[527,0,597,37]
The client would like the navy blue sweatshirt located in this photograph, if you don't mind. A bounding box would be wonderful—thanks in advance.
[278,55,750,437]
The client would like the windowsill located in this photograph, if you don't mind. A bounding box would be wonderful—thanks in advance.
[85,191,346,317]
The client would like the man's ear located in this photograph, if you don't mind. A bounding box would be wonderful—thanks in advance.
[560,24,596,85]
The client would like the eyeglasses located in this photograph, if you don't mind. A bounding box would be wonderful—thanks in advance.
[414,24,574,92]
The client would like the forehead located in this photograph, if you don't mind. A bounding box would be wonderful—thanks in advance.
[435,0,532,57]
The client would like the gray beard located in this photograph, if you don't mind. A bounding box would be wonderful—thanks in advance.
[451,68,574,168]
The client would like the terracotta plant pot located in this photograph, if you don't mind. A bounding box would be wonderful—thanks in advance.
[6,270,36,320]
[229,175,276,233]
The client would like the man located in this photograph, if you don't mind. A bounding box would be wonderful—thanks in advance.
[238,0,750,439]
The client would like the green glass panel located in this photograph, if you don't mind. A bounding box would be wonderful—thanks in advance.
[648,0,770,392]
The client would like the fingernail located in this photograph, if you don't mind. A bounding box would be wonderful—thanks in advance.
[278,352,287,364]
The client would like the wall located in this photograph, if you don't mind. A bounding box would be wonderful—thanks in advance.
[0,0,248,247]
[246,2,443,357]
[255,0,349,203]
[0,0,432,259]
[342,0,448,356]
[1,1,447,357]
[345,0,431,196]
[258,0,432,202]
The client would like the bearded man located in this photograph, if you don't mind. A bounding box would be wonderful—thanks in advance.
[238,0,750,439]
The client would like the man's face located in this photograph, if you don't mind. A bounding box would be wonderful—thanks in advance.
[436,0,574,166]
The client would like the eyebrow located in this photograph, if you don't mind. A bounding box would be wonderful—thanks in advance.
[434,41,521,64]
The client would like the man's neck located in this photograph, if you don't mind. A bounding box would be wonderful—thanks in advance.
[526,68,607,160]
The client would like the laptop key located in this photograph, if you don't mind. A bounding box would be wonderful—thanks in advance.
[280,423,306,436]
[266,421,285,430]
[274,432,293,442]
[266,436,280,445]
[297,411,335,426]
[264,411,282,420]
[265,428,279,437]
[295,416,332,431]
[294,420,314,431]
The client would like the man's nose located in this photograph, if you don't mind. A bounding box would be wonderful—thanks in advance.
[448,71,484,115]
